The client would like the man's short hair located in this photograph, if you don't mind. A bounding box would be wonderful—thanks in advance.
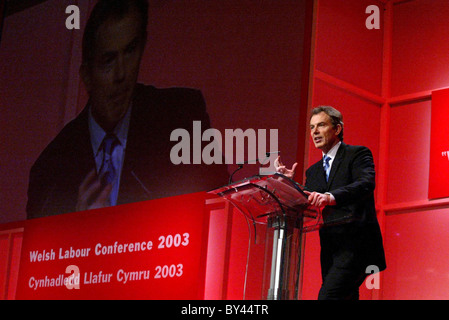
[310,106,344,141]
[81,0,149,67]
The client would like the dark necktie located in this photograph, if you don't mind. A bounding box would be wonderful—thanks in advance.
[323,155,331,181]
[100,134,119,185]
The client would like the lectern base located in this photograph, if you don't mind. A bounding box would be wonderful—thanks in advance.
[263,214,304,300]
[267,288,290,300]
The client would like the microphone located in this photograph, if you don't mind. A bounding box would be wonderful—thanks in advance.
[228,151,280,184]
[131,170,152,198]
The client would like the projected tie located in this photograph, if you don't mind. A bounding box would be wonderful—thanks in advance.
[100,134,118,185]
[323,155,331,182]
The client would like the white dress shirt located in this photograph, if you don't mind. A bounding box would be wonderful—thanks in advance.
[323,141,342,203]
[88,105,132,206]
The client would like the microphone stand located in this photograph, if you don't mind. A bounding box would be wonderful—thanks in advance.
[228,151,280,185]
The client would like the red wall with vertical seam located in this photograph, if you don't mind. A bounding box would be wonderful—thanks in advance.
[303,0,449,300]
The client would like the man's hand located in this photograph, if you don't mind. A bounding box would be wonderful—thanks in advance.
[274,156,298,179]
[76,169,112,211]
[304,190,336,208]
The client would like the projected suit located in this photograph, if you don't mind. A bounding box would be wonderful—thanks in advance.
[27,83,228,219]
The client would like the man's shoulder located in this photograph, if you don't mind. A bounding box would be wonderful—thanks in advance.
[341,143,370,151]
[339,143,373,158]
[31,110,89,171]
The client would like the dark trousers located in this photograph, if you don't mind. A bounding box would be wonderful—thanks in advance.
[318,264,367,300]
[318,228,368,300]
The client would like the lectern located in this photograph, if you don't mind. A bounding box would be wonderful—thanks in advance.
[209,173,320,300]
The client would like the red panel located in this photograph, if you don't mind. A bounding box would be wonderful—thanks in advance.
[383,208,449,299]
[314,0,384,95]
[204,206,232,299]
[0,223,24,300]
[0,235,9,297]
[391,0,449,96]
[226,208,252,299]
[429,88,449,199]
[386,100,431,204]
[7,233,23,299]
[16,193,210,300]
[301,231,321,299]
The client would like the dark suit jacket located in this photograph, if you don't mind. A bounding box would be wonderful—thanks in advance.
[27,84,229,219]
[305,143,386,272]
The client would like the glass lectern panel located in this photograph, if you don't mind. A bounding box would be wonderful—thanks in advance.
[212,174,315,222]
[209,174,320,299]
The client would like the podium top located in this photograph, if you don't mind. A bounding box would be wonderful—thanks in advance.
[209,174,317,225]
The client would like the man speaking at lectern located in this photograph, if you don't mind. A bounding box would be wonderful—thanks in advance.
[26,0,228,219]
[275,106,386,300]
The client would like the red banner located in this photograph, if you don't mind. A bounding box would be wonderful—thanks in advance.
[429,89,449,199]
[15,192,210,299]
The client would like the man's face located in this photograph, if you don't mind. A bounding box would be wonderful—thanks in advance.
[81,8,146,131]
[309,112,341,153]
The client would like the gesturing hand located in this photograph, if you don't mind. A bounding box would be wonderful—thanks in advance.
[76,169,112,212]
[274,156,298,179]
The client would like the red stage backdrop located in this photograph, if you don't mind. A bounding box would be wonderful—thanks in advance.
[429,88,449,199]
[15,192,210,300]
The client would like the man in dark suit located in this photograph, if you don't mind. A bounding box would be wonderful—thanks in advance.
[26,0,228,219]
[275,106,386,300]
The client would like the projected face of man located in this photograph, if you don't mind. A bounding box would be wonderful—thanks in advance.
[81,6,146,132]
